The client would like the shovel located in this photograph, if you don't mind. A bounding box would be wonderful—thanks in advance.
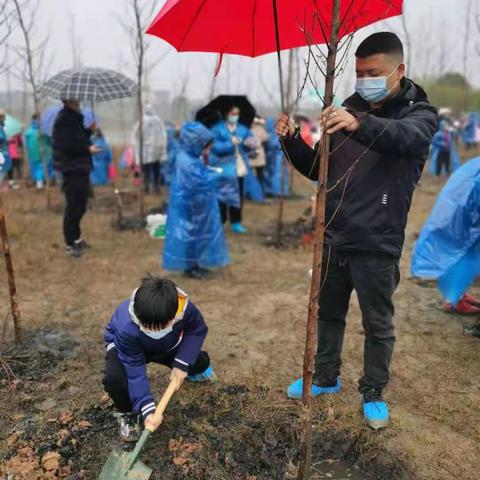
[99,378,178,480]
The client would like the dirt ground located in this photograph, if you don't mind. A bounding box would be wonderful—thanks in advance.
[1,155,480,479]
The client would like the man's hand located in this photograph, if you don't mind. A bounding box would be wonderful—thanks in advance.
[144,412,163,432]
[320,106,359,135]
[89,145,102,154]
[231,136,240,146]
[276,114,295,137]
[170,367,187,391]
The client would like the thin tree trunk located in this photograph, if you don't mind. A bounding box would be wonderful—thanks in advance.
[13,0,52,209]
[297,1,341,478]
[0,195,21,344]
[462,0,473,110]
[134,0,145,218]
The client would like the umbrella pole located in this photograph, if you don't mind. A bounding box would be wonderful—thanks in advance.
[272,0,287,248]
[297,1,341,479]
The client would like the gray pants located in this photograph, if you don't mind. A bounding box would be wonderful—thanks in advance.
[314,248,400,392]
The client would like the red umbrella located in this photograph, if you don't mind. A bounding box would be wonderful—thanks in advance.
[147,0,403,108]
[147,0,402,57]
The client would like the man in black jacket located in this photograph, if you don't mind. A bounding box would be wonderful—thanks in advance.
[277,32,437,429]
[52,100,100,257]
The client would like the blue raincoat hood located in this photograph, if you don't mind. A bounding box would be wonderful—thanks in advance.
[179,122,213,158]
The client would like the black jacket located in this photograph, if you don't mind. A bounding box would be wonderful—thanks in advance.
[52,106,92,175]
[283,78,438,257]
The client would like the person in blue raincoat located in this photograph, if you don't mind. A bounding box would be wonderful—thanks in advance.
[24,113,45,188]
[429,120,460,176]
[264,117,289,197]
[90,127,112,186]
[209,106,263,234]
[412,156,480,314]
[163,121,230,279]
[461,113,478,150]
[162,124,180,186]
[0,110,12,184]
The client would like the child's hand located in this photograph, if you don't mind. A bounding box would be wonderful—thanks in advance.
[170,367,188,390]
[144,413,163,432]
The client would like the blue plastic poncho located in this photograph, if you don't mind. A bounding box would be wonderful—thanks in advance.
[163,122,230,271]
[411,157,480,305]
[429,124,460,175]
[264,117,289,197]
[461,113,478,147]
[162,125,180,186]
[24,120,44,182]
[209,121,264,207]
[90,135,112,186]
[0,123,12,177]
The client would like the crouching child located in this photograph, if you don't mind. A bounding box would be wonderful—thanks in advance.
[102,277,216,441]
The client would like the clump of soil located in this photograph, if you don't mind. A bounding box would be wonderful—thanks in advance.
[262,206,314,249]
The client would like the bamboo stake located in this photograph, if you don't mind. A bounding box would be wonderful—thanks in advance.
[297,1,341,478]
[0,194,22,344]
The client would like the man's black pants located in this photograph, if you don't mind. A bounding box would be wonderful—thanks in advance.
[102,348,210,413]
[219,177,244,224]
[314,248,400,393]
[62,173,90,246]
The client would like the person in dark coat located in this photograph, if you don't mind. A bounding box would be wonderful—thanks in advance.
[277,32,438,429]
[52,99,100,257]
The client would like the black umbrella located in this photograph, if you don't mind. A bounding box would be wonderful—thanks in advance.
[195,95,256,128]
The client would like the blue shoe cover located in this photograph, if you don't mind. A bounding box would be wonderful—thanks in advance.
[187,365,218,383]
[363,400,389,429]
[287,377,341,400]
[231,223,248,234]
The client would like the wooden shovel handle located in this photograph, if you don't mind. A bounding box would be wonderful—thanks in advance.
[145,378,178,432]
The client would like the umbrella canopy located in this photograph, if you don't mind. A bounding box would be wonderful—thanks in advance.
[4,115,22,139]
[196,95,256,128]
[147,0,403,57]
[40,105,98,137]
[40,68,136,103]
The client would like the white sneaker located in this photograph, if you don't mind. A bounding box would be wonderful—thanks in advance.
[117,412,142,442]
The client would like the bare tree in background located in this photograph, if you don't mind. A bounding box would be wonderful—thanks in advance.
[476,7,480,57]
[461,0,474,109]
[117,0,168,215]
[12,0,53,207]
[12,0,51,114]
[400,1,414,76]
[0,0,15,76]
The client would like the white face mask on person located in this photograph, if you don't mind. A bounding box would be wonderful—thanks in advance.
[355,65,399,103]
[141,324,173,340]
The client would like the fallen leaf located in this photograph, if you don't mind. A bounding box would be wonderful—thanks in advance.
[7,432,20,447]
[41,451,61,472]
[77,420,92,429]
[168,439,180,452]
[59,411,74,424]
[173,457,188,465]
[56,429,69,447]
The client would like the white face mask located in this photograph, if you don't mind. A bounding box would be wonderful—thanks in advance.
[141,325,173,340]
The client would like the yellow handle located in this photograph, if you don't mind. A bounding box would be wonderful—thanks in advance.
[145,378,178,432]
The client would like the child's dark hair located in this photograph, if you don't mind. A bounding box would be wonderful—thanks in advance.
[134,277,179,329]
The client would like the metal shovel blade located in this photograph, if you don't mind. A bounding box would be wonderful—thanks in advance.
[98,448,152,480]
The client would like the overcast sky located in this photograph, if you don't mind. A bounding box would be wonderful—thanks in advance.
[3,0,480,105]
